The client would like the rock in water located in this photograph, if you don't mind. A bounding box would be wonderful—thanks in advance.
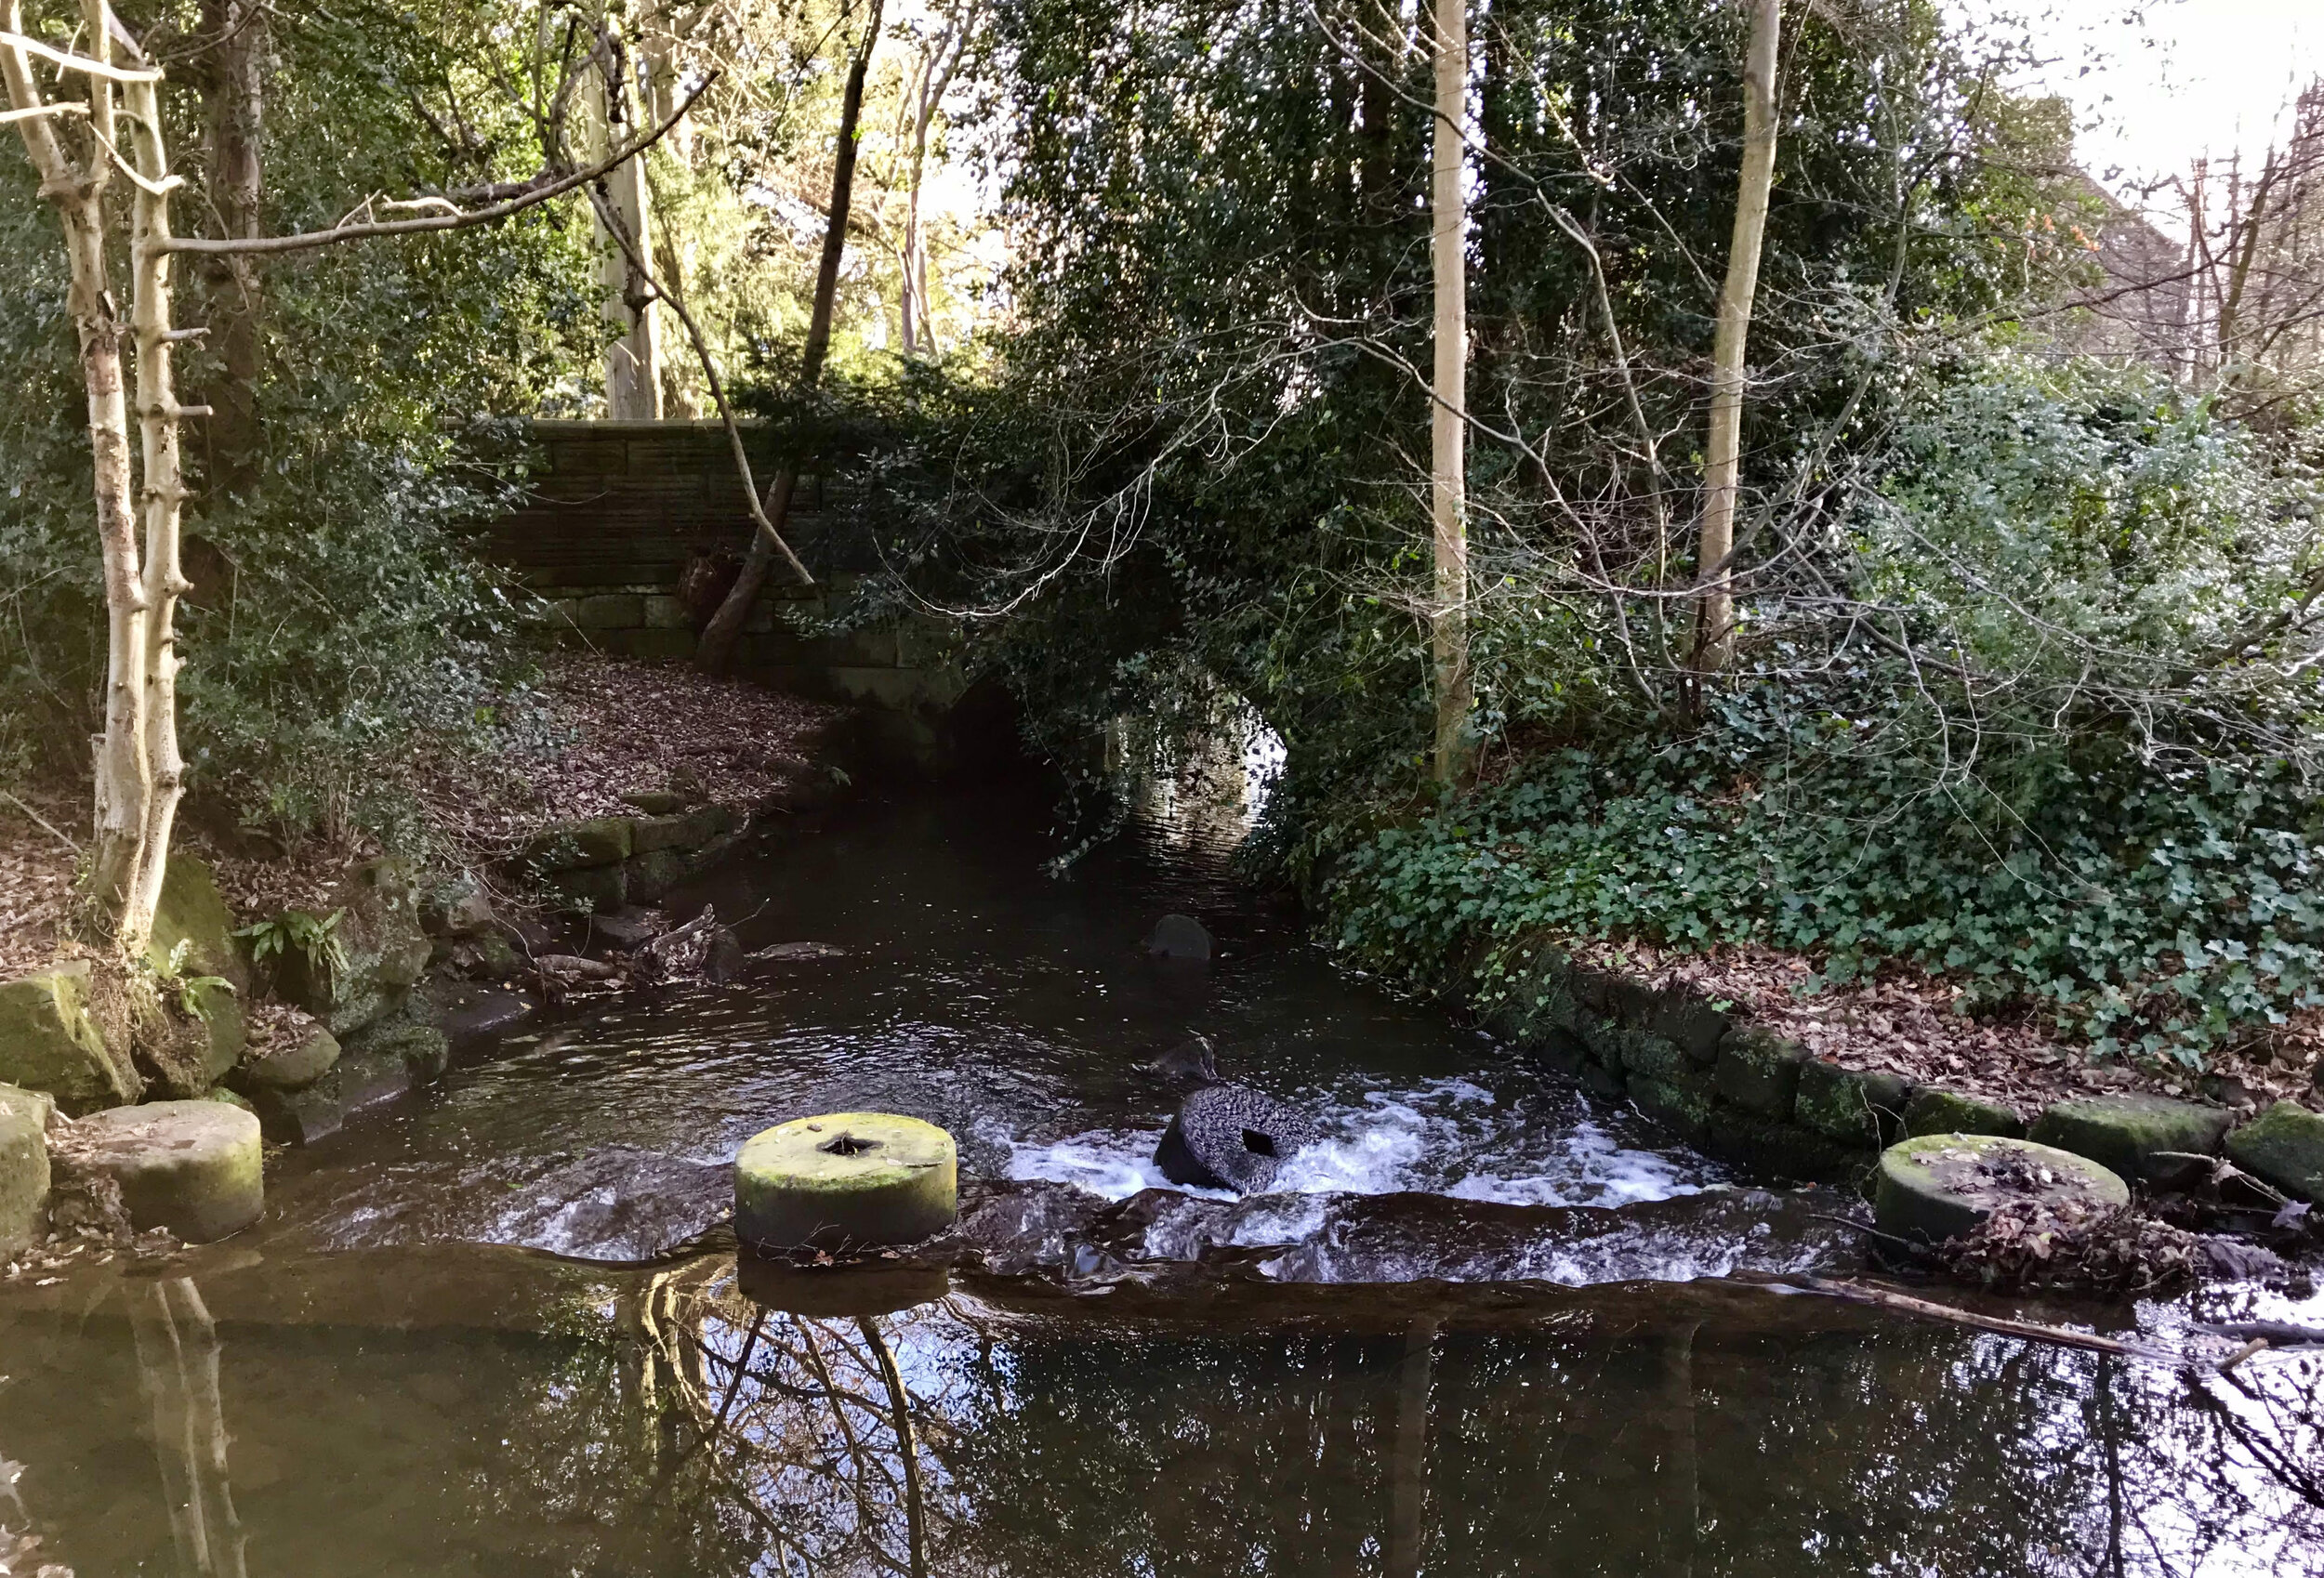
[1145,914,1212,962]
[734,1112,958,1253]
[1873,1133,2128,1244]
[1154,1084,1316,1193]
[1147,1033,1220,1085]
[59,1100,264,1243]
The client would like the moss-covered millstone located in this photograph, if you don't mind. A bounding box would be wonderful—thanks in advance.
[1874,1134,2129,1244]
[737,1256,952,1317]
[68,1099,264,1243]
[2028,1094,2233,1180]
[0,1083,51,1256]
[0,960,143,1113]
[1903,1086,2025,1139]
[2225,1101,2324,1203]
[734,1112,958,1253]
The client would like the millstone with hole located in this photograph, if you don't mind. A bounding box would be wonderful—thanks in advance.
[1873,1133,2130,1244]
[733,1112,957,1253]
[1154,1083,1316,1193]
[69,1099,264,1243]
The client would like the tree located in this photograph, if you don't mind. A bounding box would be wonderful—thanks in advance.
[1692,0,1780,674]
[694,0,887,674]
[898,0,980,355]
[1,1,690,955]
[1429,0,1473,784]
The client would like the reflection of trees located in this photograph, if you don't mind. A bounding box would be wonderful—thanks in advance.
[126,1279,245,1578]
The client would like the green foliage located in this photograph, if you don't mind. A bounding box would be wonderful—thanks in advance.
[235,909,348,996]
[145,938,236,1024]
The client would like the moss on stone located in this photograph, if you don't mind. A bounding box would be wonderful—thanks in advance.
[70,1100,264,1243]
[734,1112,958,1253]
[1795,1061,1912,1148]
[0,961,143,1113]
[1903,1086,2025,1139]
[1874,1134,2128,1244]
[1715,1027,1808,1121]
[2225,1101,2324,1203]
[2028,1095,2233,1180]
[0,1083,50,1256]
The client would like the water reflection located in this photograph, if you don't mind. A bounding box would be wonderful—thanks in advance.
[2,1258,2320,1576]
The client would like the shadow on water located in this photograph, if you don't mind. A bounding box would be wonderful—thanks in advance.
[2,780,2322,1573]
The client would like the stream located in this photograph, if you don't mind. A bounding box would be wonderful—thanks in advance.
[2,782,2320,1575]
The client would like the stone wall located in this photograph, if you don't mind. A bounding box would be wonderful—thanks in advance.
[483,420,966,758]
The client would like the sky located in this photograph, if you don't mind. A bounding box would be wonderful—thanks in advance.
[1995,0,2319,196]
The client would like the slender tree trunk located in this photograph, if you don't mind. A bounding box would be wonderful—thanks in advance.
[1429,0,1474,785]
[900,3,974,355]
[1693,0,1781,674]
[196,0,264,493]
[587,7,659,418]
[5,4,150,916]
[122,44,196,959]
[696,0,884,674]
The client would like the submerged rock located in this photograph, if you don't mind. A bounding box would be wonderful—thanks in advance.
[1145,914,1212,962]
[1873,1133,2129,1244]
[60,1099,263,1243]
[0,959,143,1113]
[1147,1033,1220,1086]
[1154,1083,1316,1193]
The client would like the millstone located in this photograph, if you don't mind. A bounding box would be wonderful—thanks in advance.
[1154,1083,1316,1194]
[1873,1133,2129,1244]
[733,1112,957,1253]
[737,1256,952,1317]
[68,1099,264,1243]
[1145,914,1212,962]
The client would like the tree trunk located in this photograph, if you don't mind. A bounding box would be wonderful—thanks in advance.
[587,8,659,418]
[1429,0,1473,785]
[900,3,974,355]
[695,0,885,674]
[122,43,195,959]
[1693,0,1781,675]
[4,4,150,917]
[196,0,264,494]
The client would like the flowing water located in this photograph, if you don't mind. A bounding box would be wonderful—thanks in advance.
[2,782,2319,1576]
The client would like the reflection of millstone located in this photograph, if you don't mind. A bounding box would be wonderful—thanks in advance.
[733,1112,958,1253]
[1145,914,1212,962]
[1154,1084,1316,1193]
[738,1256,952,1317]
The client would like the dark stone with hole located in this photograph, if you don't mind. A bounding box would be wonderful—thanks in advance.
[1145,914,1212,962]
[1153,1084,1315,1193]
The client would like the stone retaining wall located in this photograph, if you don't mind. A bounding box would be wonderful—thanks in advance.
[1476,941,2324,1203]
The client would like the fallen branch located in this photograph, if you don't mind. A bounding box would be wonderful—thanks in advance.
[1773,1274,2146,1359]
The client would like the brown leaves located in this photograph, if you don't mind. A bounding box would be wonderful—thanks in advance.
[1936,1199,2200,1296]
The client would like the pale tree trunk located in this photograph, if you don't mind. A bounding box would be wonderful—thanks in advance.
[695,0,885,674]
[1693,0,1781,674]
[123,40,197,959]
[900,0,976,355]
[584,5,659,417]
[196,0,264,493]
[4,2,151,923]
[1429,0,1473,785]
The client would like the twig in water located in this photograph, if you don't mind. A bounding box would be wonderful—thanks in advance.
[1774,1274,2146,1359]
[2218,1337,2269,1374]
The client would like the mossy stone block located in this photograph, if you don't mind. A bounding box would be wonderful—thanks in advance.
[1715,1027,1808,1121]
[2029,1094,2233,1180]
[1874,1134,2128,1243]
[523,816,635,872]
[0,1083,51,1256]
[623,847,689,903]
[1647,988,1730,1064]
[1707,1107,1866,1183]
[1578,1016,1637,1071]
[735,1112,957,1253]
[345,1016,451,1080]
[548,862,628,915]
[1532,1027,1589,1078]
[231,1023,341,1094]
[1795,1060,1912,1148]
[1903,1087,2024,1139]
[1619,1033,1692,1085]
[0,961,142,1114]
[2225,1101,2324,1203]
[148,854,247,992]
[1631,1070,1716,1147]
[72,1100,264,1243]
[1578,1059,1628,1102]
